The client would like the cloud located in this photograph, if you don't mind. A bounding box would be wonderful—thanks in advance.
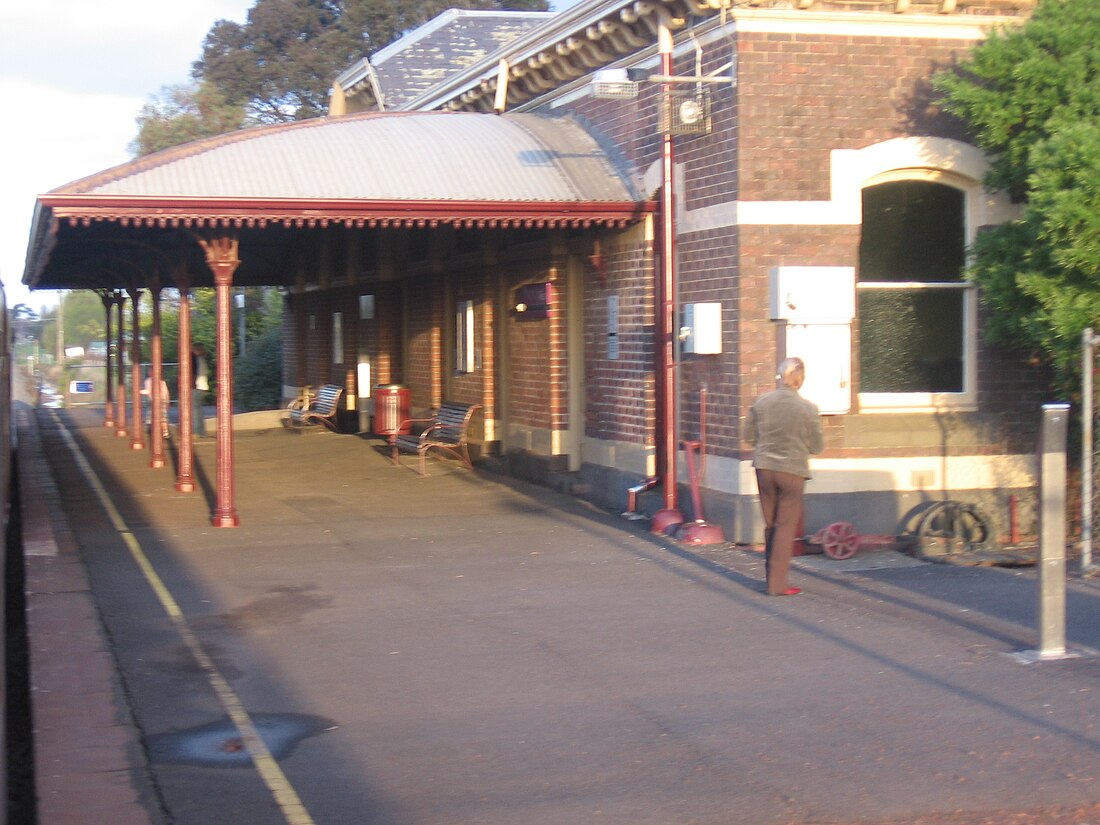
[0,1,252,97]
[0,0,253,307]
[0,80,141,306]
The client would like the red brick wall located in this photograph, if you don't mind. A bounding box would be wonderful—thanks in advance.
[406,272,443,412]
[449,266,492,420]
[736,32,972,202]
[583,231,656,446]
[546,19,1044,468]
[507,262,562,432]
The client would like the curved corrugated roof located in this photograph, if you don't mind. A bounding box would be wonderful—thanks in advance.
[55,111,640,204]
[27,110,646,291]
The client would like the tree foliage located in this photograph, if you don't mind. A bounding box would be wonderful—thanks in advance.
[933,0,1100,393]
[193,0,549,124]
[156,287,285,409]
[61,291,107,348]
[132,83,247,156]
[134,0,549,153]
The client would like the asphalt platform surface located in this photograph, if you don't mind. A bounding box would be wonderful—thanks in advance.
[17,401,1100,825]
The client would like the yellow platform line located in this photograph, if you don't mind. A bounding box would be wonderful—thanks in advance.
[53,412,316,825]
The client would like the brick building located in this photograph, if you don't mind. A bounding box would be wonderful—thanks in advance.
[325,0,1042,542]
[25,0,1046,540]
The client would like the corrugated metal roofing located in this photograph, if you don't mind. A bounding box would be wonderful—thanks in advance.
[57,112,640,204]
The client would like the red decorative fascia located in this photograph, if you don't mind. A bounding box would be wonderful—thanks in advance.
[40,194,652,230]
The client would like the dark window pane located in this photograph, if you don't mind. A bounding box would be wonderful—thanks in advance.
[859,289,964,393]
[860,181,965,282]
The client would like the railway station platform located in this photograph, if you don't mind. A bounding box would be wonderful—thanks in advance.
[14,401,1100,825]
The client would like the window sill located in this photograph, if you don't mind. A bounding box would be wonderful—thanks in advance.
[857,393,977,414]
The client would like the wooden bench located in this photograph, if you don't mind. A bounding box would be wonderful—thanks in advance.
[284,384,343,430]
[391,402,481,476]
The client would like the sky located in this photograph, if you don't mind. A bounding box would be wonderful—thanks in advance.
[0,0,580,316]
[0,1,258,313]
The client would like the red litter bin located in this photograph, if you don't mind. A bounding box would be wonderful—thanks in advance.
[373,385,411,436]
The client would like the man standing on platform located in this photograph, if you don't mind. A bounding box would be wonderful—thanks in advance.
[191,342,210,437]
[745,357,824,596]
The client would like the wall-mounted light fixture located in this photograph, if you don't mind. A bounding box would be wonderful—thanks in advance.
[590,67,647,99]
[514,282,552,320]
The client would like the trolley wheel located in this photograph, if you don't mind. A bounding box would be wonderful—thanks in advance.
[915,500,992,554]
[822,521,860,560]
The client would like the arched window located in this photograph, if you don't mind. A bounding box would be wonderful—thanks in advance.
[857,173,976,409]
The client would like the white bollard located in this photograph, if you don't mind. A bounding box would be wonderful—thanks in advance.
[1038,403,1070,658]
[1011,403,1084,663]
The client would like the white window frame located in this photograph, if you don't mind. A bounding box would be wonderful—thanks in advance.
[455,299,475,374]
[857,170,978,413]
[332,311,343,364]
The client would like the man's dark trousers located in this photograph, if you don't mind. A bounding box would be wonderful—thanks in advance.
[755,468,804,594]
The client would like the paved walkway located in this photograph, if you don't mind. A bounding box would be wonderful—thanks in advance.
[17,403,1100,825]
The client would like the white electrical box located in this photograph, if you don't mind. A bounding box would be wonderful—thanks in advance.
[769,266,855,322]
[682,302,722,354]
[780,323,852,415]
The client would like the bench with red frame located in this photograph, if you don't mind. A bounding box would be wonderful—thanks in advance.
[284,383,343,430]
[391,401,480,476]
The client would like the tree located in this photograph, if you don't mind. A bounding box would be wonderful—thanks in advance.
[132,83,246,156]
[933,0,1100,393]
[193,0,549,124]
[60,291,107,350]
[156,287,285,409]
[11,304,39,322]
[135,0,548,154]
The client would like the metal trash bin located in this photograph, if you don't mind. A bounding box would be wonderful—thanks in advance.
[373,385,411,436]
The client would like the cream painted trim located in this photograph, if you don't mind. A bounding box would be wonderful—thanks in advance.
[507,422,556,455]
[581,437,654,478]
[807,454,1038,494]
[724,454,1036,496]
[731,8,1007,42]
[681,137,1019,232]
[581,439,1037,495]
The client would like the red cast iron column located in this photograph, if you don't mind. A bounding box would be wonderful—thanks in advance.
[115,292,128,438]
[149,282,166,468]
[175,278,195,493]
[129,289,144,451]
[100,291,115,429]
[198,233,240,527]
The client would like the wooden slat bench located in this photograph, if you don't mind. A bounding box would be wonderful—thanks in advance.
[283,384,343,430]
[391,402,481,476]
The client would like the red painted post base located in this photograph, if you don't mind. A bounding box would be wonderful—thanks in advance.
[175,481,195,493]
[650,508,684,536]
[130,442,144,451]
[150,458,164,469]
[678,521,726,546]
[212,512,240,528]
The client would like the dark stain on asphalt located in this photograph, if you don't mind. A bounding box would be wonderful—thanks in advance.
[146,713,335,766]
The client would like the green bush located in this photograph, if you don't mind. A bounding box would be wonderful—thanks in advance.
[233,326,282,411]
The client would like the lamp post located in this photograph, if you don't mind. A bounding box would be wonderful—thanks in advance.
[590,16,731,535]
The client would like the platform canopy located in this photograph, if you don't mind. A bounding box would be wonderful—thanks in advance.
[24,110,646,291]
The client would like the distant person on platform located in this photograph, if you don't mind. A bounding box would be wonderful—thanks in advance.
[141,376,171,438]
[191,343,210,437]
[745,357,824,596]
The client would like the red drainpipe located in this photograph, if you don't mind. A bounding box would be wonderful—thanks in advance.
[649,21,684,535]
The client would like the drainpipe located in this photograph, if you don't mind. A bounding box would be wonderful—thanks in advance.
[623,476,660,519]
[649,11,684,535]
